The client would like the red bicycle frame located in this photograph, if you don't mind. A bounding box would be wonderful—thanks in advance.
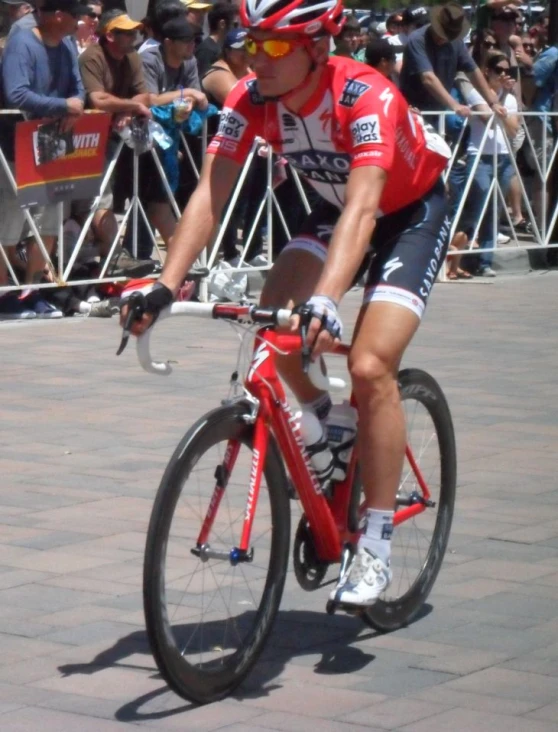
[196,324,432,565]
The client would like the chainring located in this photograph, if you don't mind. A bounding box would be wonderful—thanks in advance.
[293,516,330,591]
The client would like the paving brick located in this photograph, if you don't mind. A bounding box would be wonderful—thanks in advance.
[408,686,541,716]
[410,647,511,676]
[344,697,453,729]
[33,666,165,701]
[525,702,558,722]
[248,711,385,732]
[39,620,144,647]
[0,706,157,731]
[230,683,381,717]
[398,707,558,732]
[420,623,550,655]
[351,668,456,696]
[439,667,558,706]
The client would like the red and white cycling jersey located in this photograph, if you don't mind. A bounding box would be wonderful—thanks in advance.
[207,55,450,215]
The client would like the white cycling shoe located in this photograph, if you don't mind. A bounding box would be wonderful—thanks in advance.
[329,547,392,607]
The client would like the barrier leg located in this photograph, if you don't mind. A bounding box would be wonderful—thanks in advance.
[132,150,139,259]
[57,201,64,283]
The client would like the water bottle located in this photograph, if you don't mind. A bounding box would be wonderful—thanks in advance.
[327,401,358,481]
[299,410,335,484]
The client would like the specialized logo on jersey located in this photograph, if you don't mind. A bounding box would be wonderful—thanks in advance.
[217,108,248,145]
[245,78,265,105]
[284,150,351,184]
[350,114,382,147]
[339,79,371,108]
[317,224,334,240]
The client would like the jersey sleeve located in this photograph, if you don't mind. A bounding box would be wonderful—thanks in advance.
[347,83,398,172]
[206,77,263,163]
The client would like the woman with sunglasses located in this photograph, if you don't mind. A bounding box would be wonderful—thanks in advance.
[463,52,519,276]
[75,2,102,52]
[122,0,454,609]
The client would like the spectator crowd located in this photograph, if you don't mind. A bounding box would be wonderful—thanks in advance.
[0,0,555,317]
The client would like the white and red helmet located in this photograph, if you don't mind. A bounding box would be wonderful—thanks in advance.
[240,0,345,36]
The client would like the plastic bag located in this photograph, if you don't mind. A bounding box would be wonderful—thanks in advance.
[207,261,248,302]
[118,118,173,153]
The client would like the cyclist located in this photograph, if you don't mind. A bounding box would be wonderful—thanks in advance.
[122,0,452,608]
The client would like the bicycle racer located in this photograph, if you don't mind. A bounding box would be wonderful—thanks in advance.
[122,0,454,608]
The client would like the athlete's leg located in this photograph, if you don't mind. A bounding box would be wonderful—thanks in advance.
[349,301,419,512]
[260,247,324,404]
[260,201,338,404]
[332,181,450,606]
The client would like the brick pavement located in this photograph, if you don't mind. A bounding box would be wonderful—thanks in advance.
[1,272,558,731]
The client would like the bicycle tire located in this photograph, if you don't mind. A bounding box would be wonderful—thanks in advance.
[143,401,291,704]
[361,368,456,633]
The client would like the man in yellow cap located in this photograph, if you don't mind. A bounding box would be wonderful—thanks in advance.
[181,0,210,28]
[76,10,153,267]
[77,9,197,267]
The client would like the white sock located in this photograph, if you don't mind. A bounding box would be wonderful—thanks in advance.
[358,509,394,566]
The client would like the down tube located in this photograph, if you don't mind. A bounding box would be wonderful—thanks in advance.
[272,405,341,562]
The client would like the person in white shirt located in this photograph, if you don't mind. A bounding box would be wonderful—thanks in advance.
[463,52,519,276]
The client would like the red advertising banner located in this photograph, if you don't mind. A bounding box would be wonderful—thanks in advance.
[15,113,111,206]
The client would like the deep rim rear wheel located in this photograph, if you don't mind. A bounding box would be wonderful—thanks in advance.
[362,368,456,632]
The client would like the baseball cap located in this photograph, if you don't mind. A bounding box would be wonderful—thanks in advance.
[181,0,211,10]
[224,28,247,49]
[102,13,143,32]
[161,16,195,41]
[41,0,89,14]
[365,38,397,66]
[401,5,430,28]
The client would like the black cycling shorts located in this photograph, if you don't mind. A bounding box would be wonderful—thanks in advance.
[281,178,450,320]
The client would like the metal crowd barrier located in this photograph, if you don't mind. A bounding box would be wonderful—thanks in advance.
[423,110,558,261]
[1,108,557,305]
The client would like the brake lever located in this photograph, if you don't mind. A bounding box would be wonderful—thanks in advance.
[116,292,146,356]
[296,304,313,375]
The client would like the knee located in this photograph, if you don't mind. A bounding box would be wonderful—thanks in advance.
[349,352,396,402]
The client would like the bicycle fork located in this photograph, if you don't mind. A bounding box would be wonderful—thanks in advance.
[192,418,269,566]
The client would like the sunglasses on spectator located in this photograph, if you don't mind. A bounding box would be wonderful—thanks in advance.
[493,65,511,75]
[114,29,137,36]
[483,41,497,49]
[244,36,309,59]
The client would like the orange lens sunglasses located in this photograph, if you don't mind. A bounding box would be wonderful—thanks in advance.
[244,36,309,59]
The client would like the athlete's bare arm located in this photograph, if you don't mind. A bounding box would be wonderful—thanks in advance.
[159,154,242,296]
[304,165,387,355]
[121,153,241,335]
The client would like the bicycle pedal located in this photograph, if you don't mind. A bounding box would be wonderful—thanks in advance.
[326,598,367,617]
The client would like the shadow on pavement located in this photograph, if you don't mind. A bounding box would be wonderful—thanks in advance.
[57,603,433,722]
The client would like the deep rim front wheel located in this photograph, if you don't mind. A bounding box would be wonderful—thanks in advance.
[143,402,291,704]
